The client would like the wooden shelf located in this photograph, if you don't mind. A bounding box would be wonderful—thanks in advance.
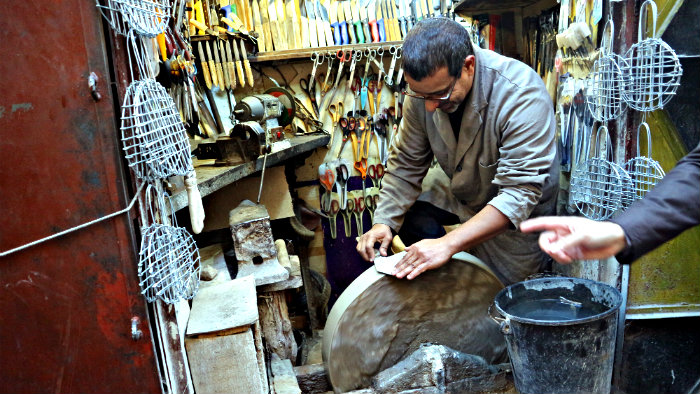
[250,41,404,62]
[454,0,542,14]
[169,133,329,212]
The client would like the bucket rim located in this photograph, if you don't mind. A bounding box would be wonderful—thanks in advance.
[493,276,622,326]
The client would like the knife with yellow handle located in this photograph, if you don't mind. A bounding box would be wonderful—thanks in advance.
[259,0,275,52]
[226,38,237,89]
[252,0,266,52]
[197,41,213,89]
[212,38,225,89]
[240,39,255,87]
[205,40,219,87]
[233,38,246,87]
[218,40,231,90]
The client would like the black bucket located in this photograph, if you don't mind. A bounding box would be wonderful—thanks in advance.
[491,277,622,394]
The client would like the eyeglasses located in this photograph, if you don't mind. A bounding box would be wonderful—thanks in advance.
[402,77,458,101]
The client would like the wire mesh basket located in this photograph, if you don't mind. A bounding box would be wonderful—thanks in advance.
[137,187,200,304]
[96,0,171,38]
[622,0,683,112]
[622,121,666,207]
[570,125,633,220]
[585,18,629,122]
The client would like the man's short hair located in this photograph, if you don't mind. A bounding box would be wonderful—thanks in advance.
[402,18,474,81]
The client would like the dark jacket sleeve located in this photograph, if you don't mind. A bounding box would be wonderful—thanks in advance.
[611,142,700,264]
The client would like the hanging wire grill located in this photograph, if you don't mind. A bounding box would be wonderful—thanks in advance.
[570,126,633,220]
[585,18,628,122]
[96,0,171,38]
[121,78,193,181]
[622,0,682,112]
[137,187,200,304]
[622,121,665,207]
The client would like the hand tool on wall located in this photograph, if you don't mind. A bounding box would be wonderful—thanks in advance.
[251,0,266,52]
[377,0,386,42]
[294,0,304,46]
[314,0,327,47]
[305,0,319,47]
[240,39,255,87]
[218,40,231,90]
[337,1,348,45]
[397,0,407,38]
[212,39,226,89]
[275,0,289,49]
[384,45,400,86]
[407,0,416,27]
[361,7,371,44]
[267,0,283,50]
[225,38,237,89]
[344,1,356,44]
[220,1,234,32]
[351,1,364,44]
[319,0,334,47]
[368,0,379,43]
[194,0,206,34]
[330,1,341,45]
[300,0,311,48]
[285,0,297,49]
[389,0,400,41]
[205,40,219,88]
[259,0,274,51]
[197,41,213,89]
[233,38,246,87]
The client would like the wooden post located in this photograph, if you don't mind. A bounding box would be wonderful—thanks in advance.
[258,290,298,362]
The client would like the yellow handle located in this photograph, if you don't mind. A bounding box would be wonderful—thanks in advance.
[244,60,254,87]
[228,62,237,89]
[235,61,246,88]
[201,62,212,89]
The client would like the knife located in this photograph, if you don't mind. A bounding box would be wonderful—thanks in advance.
[259,0,275,51]
[397,0,407,39]
[267,0,283,50]
[205,40,219,88]
[389,0,400,41]
[368,0,379,42]
[240,39,255,87]
[285,0,298,49]
[330,1,341,45]
[294,0,304,47]
[197,41,213,89]
[360,7,371,44]
[233,38,246,87]
[300,0,310,48]
[322,0,335,47]
[305,0,319,47]
[225,39,237,89]
[377,0,386,42]
[275,0,289,49]
[217,40,230,90]
[252,0,266,52]
[212,39,225,89]
[313,0,327,47]
[343,1,356,44]
[352,0,364,44]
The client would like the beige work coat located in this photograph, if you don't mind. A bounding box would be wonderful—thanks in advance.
[374,47,559,284]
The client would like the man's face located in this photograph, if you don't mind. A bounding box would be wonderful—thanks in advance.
[404,55,476,114]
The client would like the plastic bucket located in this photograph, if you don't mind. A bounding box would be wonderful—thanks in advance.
[491,277,622,394]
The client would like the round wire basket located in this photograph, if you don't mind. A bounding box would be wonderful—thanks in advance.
[121,78,193,181]
[96,0,170,37]
[622,121,666,207]
[622,0,683,112]
[585,18,628,122]
[137,188,201,304]
[570,126,633,220]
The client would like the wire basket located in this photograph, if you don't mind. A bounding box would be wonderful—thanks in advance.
[622,121,665,207]
[137,188,200,304]
[96,0,170,38]
[121,78,193,181]
[622,0,683,112]
[585,18,628,122]
[570,126,633,220]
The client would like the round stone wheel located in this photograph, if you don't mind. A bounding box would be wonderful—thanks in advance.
[322,252,507,392]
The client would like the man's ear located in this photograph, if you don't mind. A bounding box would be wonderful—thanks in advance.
[464,55,476,76]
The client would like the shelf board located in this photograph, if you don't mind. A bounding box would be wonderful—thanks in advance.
[251,41,404,62]
[169,133,329,212]
[454,0,541,13]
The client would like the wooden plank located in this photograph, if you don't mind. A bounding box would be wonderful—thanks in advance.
[185,328,265,394]
[169,133,329,212]
[251,41,404,62]
[258,291,298,361]
[186,275,258,336]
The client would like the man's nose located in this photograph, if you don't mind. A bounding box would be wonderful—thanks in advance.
[424,99,440,112]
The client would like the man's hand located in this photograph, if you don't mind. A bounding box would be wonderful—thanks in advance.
[392,237,455,280]
[356,224,394,261]
[520,216,627,263]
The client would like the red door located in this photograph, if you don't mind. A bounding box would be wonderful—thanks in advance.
[0,1,161,392]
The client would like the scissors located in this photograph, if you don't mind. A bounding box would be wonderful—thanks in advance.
[328,199,339,240]
[367,163,384,189]
[364,193,376,224]
[353,129,371,196]
[349,77,362,116]
[335,162,350,210]
[328,101,343,135]
[337,117,357,159]
[341,198,355,238]
[373,117,389,165]
[319,167,336,208]
[353,194,366,234]
[300,74,318,117]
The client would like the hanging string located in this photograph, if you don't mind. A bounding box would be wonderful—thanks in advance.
[1,182,146,258]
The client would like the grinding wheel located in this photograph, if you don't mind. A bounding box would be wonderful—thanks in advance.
[322,252,507,393]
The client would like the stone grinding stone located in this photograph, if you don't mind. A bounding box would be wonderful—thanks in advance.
[322,255,507,393]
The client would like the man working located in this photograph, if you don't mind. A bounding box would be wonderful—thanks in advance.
[356,18,559,285]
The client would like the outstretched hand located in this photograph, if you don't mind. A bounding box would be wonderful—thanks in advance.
[391,237,454,280]
[520,216,627,263]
